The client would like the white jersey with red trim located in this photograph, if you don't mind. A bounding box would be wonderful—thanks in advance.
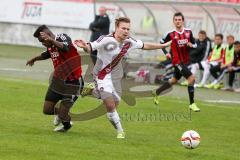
[90,34,143,80]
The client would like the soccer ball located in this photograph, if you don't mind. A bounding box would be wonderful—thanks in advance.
[181,130,200,149]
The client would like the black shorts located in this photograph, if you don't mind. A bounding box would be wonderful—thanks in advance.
[197,62,204,70]
[45,77,84,108]
[173,64,192,80]
[45,88,78,108]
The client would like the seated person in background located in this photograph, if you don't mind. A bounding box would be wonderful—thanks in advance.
[181,30,211,85]
[191,34,225,88]
[190,30,212,66]
[222,41,240,92]
[205,35,235,89]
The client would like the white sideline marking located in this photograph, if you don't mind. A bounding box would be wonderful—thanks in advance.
[130,85,158,92]
[0,77,48,86]
[142,97,240,106]
[204,100,240,104]
[0,68,49,73]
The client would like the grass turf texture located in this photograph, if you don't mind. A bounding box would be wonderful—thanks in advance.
[0,44,44,59]
[0,44,240,159]
[0,77,239,160]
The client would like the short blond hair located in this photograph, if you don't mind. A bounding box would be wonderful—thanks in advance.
[227,35,234,40]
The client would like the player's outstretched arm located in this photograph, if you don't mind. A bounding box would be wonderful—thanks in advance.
[143,40,172,50]
[74,40,91,53]
[26,56,41,66]
[26,52,50,66]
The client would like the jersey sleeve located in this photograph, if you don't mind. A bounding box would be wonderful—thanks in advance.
[189,31,197,48]
[41,51,51,59]
[129,37,144,49]
[90,35,107,51]
[160,32,171,43]
[160,33,171,54]
[56,33,72,52]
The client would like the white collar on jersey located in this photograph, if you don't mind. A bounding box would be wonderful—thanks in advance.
[174,28,185,34]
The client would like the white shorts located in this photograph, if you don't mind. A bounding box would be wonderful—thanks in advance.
[93,78,122,102]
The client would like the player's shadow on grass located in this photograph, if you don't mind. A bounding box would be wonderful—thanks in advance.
[70,86,172,121]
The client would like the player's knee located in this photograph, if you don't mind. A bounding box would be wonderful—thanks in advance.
[188,75,195,85]
[43,109,53,115]
[105,102,116,112]
[106,105,115,112]
[43,106,54,115]
[169,78,177,84]
[103,97,117,112]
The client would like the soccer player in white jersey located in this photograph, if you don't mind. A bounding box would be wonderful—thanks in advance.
[75,17,171,139]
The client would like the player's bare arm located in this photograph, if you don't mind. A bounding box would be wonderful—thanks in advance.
[40,32,67,51]
[26,51,50,66]
[74,39,91,53]
[143,40,172,50]
[26,57,38,66]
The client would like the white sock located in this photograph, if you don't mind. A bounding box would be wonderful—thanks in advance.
[107,111,123,133]
[200,62,210,85]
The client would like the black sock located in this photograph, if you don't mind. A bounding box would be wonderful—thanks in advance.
[156,82,172,95]
[188,85,194,104]
[62,121,72,130]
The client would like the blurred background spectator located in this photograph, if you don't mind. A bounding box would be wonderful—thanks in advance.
[89,6,110,64]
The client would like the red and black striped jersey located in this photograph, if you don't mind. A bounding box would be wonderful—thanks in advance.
[161,28,196,66]
[42,33,82,81]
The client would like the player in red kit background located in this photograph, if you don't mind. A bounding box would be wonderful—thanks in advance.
[152,12,200,112]
[26,25,83,132]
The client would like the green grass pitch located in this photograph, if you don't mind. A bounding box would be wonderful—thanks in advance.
[0,77,239,160]
[0,44,239,160]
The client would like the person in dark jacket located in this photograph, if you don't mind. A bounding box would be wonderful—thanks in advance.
[190,30,212,64]
[181,30,211,86]
[89,6,110,64]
